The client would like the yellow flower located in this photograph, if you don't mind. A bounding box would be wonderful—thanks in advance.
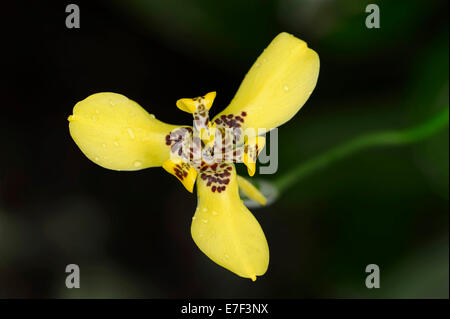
[68,32,319,281]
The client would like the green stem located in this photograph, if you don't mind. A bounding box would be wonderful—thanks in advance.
[274,106,449,193]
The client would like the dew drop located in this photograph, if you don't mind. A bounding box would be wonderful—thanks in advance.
[212,211,218,216]
[94,157,99,161]
[255,62,261,68]
[95,109,100,114]
[127,128,135,140]
[225,254,230,259]
[283,85,289,92]
[134,160,142,168]
[192,216,196,220]
[113,141,120,147]
[202,219,208,224]
[109,100,116,106]
[149,114,155,119]
[202,208,208,212]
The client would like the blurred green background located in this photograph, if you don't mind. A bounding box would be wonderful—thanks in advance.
[0,0,448,298]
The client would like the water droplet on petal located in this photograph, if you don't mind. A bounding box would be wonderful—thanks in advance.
[109,100,116,106]
[133,160,142,168]
[127,128,135,140]
[192,216,196,220]
[94,157,99,161]
[283,85,289,92]
[202,208,207,212]
[202,219,208,224]
[212,211,218,216]
[114,141,120,147]
[225,254,230,259]
[149,114,155,119]
[95,109,100,114]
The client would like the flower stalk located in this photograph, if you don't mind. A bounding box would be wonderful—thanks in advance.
[274,106,449,194]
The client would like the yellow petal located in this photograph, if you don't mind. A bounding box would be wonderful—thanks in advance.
[213,32,319,133]
[68,92,181,170]
[237,175,267,206]
[176,98,197,114]
[162,158,197,193]
[176,92,217,114]
[243,136,265,176]
[192,164,269,280]
[203,91,217,111]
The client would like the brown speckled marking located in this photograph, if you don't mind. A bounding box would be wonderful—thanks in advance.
[200,163,232,193]
[193,102,210,133]
[165,95,252,193]
[173,162,191,181]
[244,142,259,164]
[165,127,193,162]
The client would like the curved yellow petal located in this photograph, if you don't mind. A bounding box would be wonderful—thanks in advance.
[243,135,265,176]
[176,98,197,114]
[203,92,217,111]
[68,92,181,170]
[214,32,319,133]
[176,91,217,113]
[162,158,197,193]
[237,175,267,206]
[191,164,269,280]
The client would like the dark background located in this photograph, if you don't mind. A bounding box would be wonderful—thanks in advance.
[0,0,448,298]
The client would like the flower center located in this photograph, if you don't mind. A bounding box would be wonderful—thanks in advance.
[165,108,248,171]
[163,92,264,193]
